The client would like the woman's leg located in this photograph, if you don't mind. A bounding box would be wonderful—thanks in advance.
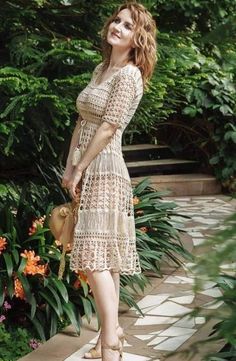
[85,270,121,360]
[111,271,124,332]
[84,271,122,358]
[111,271,120,311]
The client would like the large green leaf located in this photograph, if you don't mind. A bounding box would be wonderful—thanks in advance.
[6,277,14,298]
[140,190,171,200]
[50,277,69,303]
[17,256,27,273]
[49,308,59,338]
[40,245,62,261]
[87,294,97,314]
[62,302,80,334]
[39,289,62,318]
[0,279,4,306]
[135,213,162,224]
[3,253,13,277]
[11,249,19,264]
[46,284,63,315]
[26,313,46,341]
[80,278,89,297]
[119,286,144,315]
[133,177,151,195]
[23,228,50,243]
[81,296,92,324]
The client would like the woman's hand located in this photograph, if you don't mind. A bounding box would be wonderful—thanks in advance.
[68,169,83,200]
[61,166,74,189]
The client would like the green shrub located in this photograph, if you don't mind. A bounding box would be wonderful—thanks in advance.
[0,322,38,361]
[1,1,236,190]
[165,211,236,361]
[0,202,94,341]
[190,212,236,361]
[131,32,236,190]
[0,176,191,340]
[121,178,192,305]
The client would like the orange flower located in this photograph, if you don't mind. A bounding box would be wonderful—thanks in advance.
[14,278,25,300]
[35,264,47,276]
[20,250,47,276]
[132,196,140,205]
[73,271,88,289]
[21,250,40,263]
[139,226,148,233]
[28,215,46,236]
[78,271,88,283]
[0,237,7,254]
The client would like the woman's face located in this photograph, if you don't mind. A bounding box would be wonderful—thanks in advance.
[107,9,135,51]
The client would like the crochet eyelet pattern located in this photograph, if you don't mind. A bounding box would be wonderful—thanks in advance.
[70,63,143,275]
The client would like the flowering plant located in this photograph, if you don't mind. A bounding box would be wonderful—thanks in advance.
[0,206,94,342]
[0,177,189,345]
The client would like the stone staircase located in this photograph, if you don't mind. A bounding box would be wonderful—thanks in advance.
[122,144,221,196]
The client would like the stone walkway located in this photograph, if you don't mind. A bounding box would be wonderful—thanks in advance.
[19,195,236,361]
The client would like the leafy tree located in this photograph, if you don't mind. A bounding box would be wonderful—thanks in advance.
[0,0,236,187]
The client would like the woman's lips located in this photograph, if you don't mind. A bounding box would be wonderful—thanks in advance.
[111,32,120,39]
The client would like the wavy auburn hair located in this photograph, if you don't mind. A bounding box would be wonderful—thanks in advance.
[100,2,157,89]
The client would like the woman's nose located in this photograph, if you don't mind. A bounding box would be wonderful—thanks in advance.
[114,23,122,32]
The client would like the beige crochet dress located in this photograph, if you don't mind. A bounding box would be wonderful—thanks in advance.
[69,62,143,275]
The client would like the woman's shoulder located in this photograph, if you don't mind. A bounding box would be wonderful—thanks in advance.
[118,63,143,89]
[93,62,103,75]
[121,63,141,77]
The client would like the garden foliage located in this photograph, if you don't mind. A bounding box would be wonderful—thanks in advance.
[0,0,236,188]
[0,177,190,353]
[0,322,37,361]
[0,0,236,358]
[191,212,236,361]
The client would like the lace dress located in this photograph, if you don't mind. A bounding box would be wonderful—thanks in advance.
[69,63,143,275]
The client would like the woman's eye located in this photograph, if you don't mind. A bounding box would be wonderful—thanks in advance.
[113,17,132,30]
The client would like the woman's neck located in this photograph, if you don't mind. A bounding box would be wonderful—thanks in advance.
[108,48,131,69]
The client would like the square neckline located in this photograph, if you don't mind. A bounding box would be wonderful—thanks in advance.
[93,62,135,87]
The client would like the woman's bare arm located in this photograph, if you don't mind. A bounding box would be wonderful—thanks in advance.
[65,115,82,168]
[75,121,118,173]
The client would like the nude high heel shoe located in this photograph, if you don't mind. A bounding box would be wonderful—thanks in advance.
[83,332,101,359]
[83,347,101,359]
[83,326,125,359]
[102,339,123,361]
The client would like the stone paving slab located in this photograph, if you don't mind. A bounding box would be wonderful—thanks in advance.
[18,195,236,361]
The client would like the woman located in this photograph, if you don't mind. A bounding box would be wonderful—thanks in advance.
[62,2,157,360]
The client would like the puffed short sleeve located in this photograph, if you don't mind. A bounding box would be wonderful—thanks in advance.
[102,72,136,129]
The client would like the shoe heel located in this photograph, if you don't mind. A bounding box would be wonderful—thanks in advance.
[102,341,122,361]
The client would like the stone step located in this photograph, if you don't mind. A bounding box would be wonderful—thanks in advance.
[122,143,173,161]
[126,159,199,176]
[131,173,222,196]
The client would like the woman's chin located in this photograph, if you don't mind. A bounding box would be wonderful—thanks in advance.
[107,38,119,46]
